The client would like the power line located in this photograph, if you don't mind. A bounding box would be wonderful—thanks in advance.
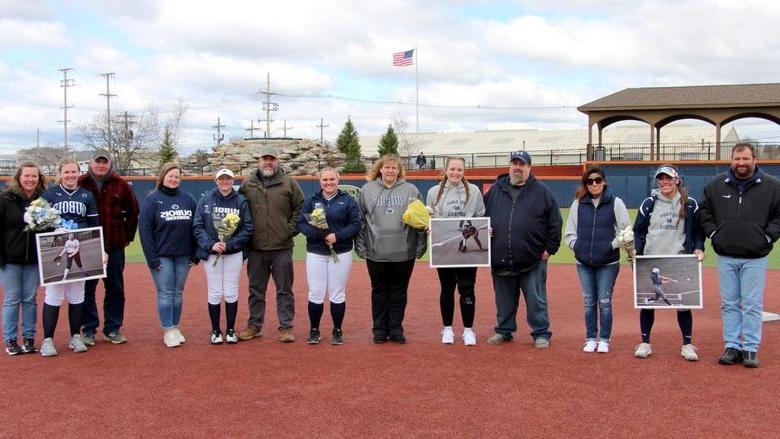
[258,72,279,137]
[100,72,116,149]
[58,68,74,148]
[212,116,226,147]
[316,118,329,143]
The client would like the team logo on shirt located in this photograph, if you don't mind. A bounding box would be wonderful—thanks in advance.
[160,208,193,221]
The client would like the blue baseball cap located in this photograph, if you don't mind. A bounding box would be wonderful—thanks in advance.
[510,151,531,164]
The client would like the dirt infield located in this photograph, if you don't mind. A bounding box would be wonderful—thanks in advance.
[2,262,779,437]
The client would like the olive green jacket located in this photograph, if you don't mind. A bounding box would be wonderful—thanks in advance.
[239,168,304,251]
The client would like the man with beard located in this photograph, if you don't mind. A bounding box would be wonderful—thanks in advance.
[700,142,780,368]
[238,146,304,343]
[483,151,561,348]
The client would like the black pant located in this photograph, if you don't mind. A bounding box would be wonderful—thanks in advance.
[436,267,477,327]
[367,259,415,337]
[82,248,126,336]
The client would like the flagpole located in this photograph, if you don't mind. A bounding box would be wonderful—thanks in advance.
[415,44,419,157]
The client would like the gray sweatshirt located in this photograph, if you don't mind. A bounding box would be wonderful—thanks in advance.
[426,181,485,217]
[564,196,631,251]
[355,177,427,262]
[643,190,686,255]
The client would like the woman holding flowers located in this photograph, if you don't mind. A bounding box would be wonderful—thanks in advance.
[193,168,253,344]
[39,159,99,357]
[139,162,198,348]
[632,164,704,361]
[564,165,630,353]
[0,161,47,355]
[426,157,486,346]
[297,168,360,345]
[355,154,427,344]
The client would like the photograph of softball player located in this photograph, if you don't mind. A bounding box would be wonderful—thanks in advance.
[633,255,702,309]
[457,220,487,253]
[429,217,491,268]
[54,233,86,280]
[37,227,106,287]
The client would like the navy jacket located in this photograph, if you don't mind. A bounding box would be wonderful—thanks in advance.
[699,166,780,258]
[484,173,562,271]
[297,189,361,256]
[633,194,705,255]
[574,190,619,266]
[139,187,198,269]
[193,187,254,261]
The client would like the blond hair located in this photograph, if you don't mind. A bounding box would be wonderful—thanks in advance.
[366,154,405,181]
[56,159,79,186]
[434,157,470,206]
[156,162,182,189]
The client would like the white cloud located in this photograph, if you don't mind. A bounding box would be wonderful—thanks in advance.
[0,18,67,49]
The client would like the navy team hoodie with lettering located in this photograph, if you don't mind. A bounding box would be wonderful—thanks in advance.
[139,186,198,269]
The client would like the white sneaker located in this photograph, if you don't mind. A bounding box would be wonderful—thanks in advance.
[583,339,598,352]
[175,328,186,344]
[441,326,454,344]
[634,342,652,358]
[681,344,699,361]
[210,330,224,344]
[163,329,181,348]
[462,328,477,346]
[225,329,238,344]
[40,337,58,357]
[597,340,609,353]
[68,334,88,353]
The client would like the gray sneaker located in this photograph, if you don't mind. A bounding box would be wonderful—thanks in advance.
[69,334,88,353]
[104,331,128,344]
[82,333,96,346]
[534,338,550,349]
[39,338,58,357]
[486,333,509,345]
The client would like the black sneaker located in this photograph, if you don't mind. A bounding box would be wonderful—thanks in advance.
[718,347,743,365]
[743,351,760,368]
[389,332,406,344]
[330,328,344,345]
[373,332,388,344]
[307,328,321,345]
[5,340,22,356]
[21,338,36,354]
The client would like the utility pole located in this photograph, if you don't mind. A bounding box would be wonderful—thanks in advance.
[212,117,226,148]
[99,72,116,149]
[36,128,40,148]
[58,68,74,149]
[281,120,293,138]
[257,72,278,138]
[245,120,260,139]
[316,118,329,144]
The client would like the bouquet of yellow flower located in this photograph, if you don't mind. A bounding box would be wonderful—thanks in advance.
[402,199,431,229]
[306,207,339,262]
[212,212,241,266]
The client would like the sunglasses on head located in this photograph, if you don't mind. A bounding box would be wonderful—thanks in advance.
[586,177,604,185]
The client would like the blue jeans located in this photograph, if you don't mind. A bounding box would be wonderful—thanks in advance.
[717,255,767,353]
[576,262,619,340]
[1,264,39,342]
[149,256,191,329]
[82,248,126,336]
[491,260,551,340]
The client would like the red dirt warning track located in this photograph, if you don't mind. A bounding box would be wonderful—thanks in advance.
[2,262,779,438]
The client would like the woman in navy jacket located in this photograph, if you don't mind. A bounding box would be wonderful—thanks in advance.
[296,168,360,345]
[193,168,253,345]
[139,162,198,348]
[564,166,630,353]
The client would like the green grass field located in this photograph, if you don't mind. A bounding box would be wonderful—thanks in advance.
[125,209,780,269]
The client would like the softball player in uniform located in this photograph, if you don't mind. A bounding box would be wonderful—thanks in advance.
[193,169,254,345]
[39,159,99,357]
[57,233,86,280]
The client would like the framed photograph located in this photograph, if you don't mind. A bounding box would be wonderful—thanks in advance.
[429,217,491,268]
[633,254,702,309]
[36,227,106,287]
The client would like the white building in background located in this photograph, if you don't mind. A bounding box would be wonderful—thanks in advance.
[359,124,740,158]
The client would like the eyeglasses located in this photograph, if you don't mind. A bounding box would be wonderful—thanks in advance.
[586,177,604,185]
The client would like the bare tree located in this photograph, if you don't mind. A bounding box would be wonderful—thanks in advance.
[77,107,160,174]
[166,100,188,149]
[17,144,72,175]
[393,116,415,160]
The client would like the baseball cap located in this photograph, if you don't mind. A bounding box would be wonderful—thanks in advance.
[652,267,660,273]
[259,145,279,159]
[509,150,531,164]
[215,168,235,179]
[92,149,111,161]
[655,166,678,179]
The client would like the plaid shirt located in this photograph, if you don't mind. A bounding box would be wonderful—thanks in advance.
[79,171,140,250]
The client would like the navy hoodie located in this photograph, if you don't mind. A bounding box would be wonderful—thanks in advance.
[193,187,254,260]
[484,173,562,271]
[297,189,361,256]
[139,186,198,269]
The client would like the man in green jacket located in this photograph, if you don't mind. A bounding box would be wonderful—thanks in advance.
[238,146,304,342]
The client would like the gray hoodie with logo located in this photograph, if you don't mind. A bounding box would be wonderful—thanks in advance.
[426,181,485,218]
[355,178,427,262]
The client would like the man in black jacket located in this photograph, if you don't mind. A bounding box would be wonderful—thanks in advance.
[700,142,780,368]
[483,151,562,347]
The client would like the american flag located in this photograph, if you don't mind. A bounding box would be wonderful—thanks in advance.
[393,49,414,67]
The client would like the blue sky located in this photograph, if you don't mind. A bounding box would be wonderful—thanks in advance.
[1,0,779,155]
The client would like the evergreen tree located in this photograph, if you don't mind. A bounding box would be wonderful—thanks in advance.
[336,117,364,172]
[378,124,399,156]
[158,126,178,167]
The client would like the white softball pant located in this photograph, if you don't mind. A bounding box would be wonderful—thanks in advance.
[305,251,353,305]
[204,252,243,305]
[44,281,85,306]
